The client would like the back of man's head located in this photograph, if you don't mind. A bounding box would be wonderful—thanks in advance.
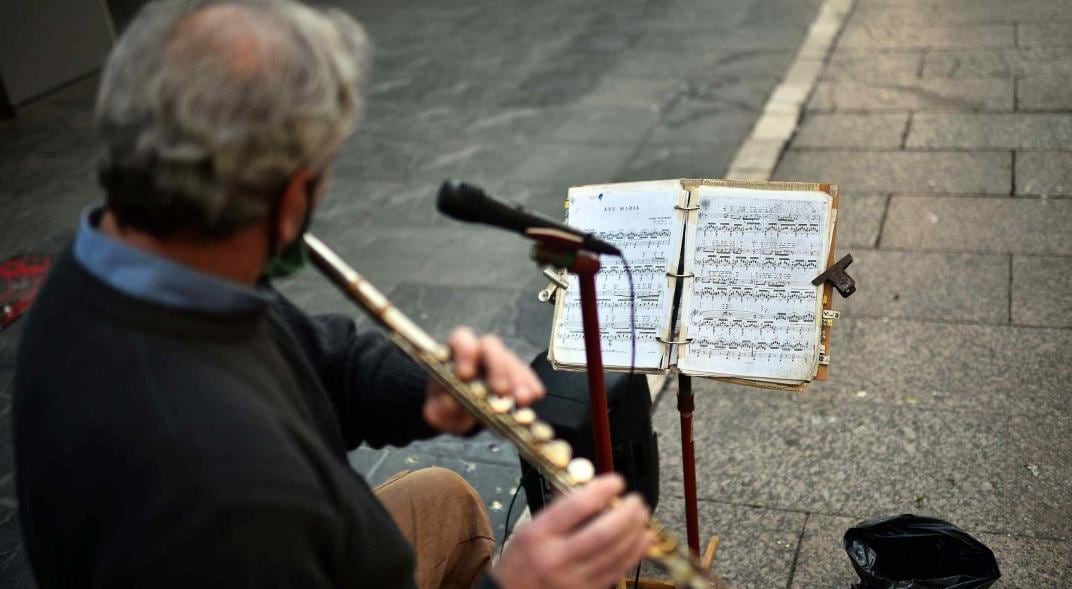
[96,0,370,239]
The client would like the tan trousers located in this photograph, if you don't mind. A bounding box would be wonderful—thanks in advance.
[374,467,496,589]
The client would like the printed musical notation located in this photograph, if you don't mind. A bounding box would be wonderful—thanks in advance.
[551,183,684,368]
[689,337,809,362]
[680,189,829,381]
[691,308,816,335]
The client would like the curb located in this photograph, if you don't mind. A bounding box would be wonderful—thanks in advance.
[725,0,856,181]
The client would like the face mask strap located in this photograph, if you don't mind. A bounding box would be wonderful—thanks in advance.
[266,175,320,257]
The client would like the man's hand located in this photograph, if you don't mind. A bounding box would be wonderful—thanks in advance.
[492,474,655,589]
[423,327,545,434]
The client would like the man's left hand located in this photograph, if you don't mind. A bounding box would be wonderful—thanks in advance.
[423,327,545,434]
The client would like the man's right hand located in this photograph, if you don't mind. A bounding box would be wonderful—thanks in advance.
[491,474,655,589]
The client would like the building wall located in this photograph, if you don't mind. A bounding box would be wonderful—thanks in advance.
[0,0,114,105]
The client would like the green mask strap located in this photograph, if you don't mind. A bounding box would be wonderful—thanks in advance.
[262,233,309,279]
[262,183,315,280]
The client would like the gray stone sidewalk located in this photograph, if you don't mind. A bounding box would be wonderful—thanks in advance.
[659,0,1071,586]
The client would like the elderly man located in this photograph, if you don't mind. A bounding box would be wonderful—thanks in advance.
[13,1,654,588]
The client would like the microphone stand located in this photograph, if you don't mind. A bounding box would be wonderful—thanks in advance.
[525,228,615,476]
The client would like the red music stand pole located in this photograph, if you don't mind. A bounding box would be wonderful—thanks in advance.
[678,373,701,554]
[528,229,614,475]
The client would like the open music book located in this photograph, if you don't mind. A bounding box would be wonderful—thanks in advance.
[548,179,839,389]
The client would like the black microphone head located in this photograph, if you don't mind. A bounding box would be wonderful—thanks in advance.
[435,179,621,256]
[436,180,492,224]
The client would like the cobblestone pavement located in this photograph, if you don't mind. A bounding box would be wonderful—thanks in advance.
[0,0,823,586]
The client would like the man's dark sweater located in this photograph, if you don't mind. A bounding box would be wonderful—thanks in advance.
[14,250,494,587]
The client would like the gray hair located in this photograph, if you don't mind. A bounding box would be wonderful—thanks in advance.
[95,0,370,238]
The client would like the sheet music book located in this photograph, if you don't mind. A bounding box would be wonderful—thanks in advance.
[548,178,839,389]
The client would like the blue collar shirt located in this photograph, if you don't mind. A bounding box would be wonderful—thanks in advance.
[73,207,273,313]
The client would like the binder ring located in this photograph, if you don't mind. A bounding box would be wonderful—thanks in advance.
[656,336,694,345]
[666,271,694,278]
[674,205,700,211]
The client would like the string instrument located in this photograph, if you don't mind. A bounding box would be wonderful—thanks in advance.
[303,233,721,589]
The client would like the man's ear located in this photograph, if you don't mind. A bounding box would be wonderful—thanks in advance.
[274,168,315,249]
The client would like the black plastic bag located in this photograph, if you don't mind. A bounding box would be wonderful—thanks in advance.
[843,514,1001,589]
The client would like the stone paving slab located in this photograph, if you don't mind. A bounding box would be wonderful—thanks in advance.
[775,151,1011,194]
[1006,413,1072,540]
[832,193,886,248]
[837,249,1010,324]
[789,514,862,588]
[548,105,660,145]
[821,50,924,80]
[794,113,909,148]
[578,77,684,110]
[461,108,575,146]
[331,137,425,182]
[1017,76,1072,111]
[0,547,33,589]
[618,143,739,182]
[644,497,805,589]
[356,102,481,146]
[837,23,1014,50]
[808,78,1014,112]
[0,323,22,375]
[906,113,1072,150]
[806,318,1072,418]
[387,284,525,341]
[607,48,796,83]
[921,47,1072,78]
[508,141,637,193]
[316,178,478,231]
[1015,152,1072,196]
[981,532,1072,586]
[653,382,1010,532]
[649,98,763,147]
[1011,256,1072,328]
[297,226,539,295]
[680,73,784,111]
[882,196,1072,254]
[851,0,1072,24]
[1016,23,1072,47]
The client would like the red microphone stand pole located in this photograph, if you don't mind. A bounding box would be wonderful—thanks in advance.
[528,228,614,475]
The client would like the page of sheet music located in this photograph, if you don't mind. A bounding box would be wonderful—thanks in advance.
[678,186,831,382]
[549,181,686,371]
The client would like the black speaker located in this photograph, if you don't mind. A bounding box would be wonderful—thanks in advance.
[521,351,659,514]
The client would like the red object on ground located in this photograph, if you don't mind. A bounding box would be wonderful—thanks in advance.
[0,254,53,329]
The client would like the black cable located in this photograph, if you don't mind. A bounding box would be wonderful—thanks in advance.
[619,253,643,589]
[499,464,536,558]
[618,252,643,589]
[618,255,638,380]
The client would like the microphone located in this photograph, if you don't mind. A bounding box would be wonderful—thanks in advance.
[436,181,621,256]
